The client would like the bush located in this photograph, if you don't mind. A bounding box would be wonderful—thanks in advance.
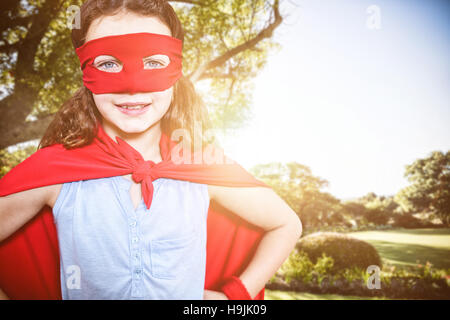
[281,250,314,284]
[295,232,382,273]
[280,250,334,285]
[392,213,424,228]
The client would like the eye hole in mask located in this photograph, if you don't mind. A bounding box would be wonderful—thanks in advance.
[93,54,171,73]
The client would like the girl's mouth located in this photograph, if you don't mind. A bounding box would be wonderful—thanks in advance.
[115,103,151,115]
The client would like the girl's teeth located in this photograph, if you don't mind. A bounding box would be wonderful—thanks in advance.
[122,105,146,109]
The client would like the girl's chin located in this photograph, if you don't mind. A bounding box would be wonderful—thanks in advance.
[114,119,159,134]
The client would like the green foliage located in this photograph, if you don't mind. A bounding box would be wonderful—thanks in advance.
[363,207,390,225]
[173,0,282,131]
[280,250,334,285]
[381,261,449,286]
[313,253,334,285]
[336,266,368,284]
[344,192,403,226]
[0,144,37,178]
[295,232,382,273]
[1,0,84,113]
[281,250,314,284]
[392,212,425,228]
[395,150,450,225]
[32,2,84,117]
[416,261,447,282]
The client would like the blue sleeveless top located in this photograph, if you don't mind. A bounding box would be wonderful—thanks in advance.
[52,175,210,300]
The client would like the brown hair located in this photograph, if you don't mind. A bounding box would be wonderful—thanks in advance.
[38,0,213,151]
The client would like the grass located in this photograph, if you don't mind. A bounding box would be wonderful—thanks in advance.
[347,228,450,269]
[265,290,391,300]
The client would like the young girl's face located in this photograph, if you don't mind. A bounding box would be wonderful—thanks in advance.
[85,11,174,134]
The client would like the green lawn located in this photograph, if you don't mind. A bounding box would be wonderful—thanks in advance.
[265,290,391,300]
[347,228,450,269]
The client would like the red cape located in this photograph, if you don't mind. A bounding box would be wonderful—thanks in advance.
[0,123,270,300]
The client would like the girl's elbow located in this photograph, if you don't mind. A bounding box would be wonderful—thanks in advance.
[292,214,303,239]
[298,217,303,238]
[283,210,302,239]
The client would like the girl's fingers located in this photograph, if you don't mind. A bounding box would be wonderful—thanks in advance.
[0,288,10,300]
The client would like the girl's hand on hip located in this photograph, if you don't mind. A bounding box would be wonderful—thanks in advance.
[0,288,10,300]
[203,289,228,300]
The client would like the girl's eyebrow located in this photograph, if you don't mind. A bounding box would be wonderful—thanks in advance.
[143,54,169,59]
[94,55,119,60]
[95,54,167,59]
[93,55,122,65]
[143,54,170,64]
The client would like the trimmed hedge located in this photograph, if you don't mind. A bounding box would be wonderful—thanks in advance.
[295,232,382,273]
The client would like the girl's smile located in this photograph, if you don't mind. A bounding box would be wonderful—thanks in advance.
[115,102,152,115]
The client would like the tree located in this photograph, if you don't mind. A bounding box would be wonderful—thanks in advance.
[0,0,286,149]
[250,161,343,229]
[395,150,450,225]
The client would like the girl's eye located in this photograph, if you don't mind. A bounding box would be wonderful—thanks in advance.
[144,60,166,69]
[97,60,121,72]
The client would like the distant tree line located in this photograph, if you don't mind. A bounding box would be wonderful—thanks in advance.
[250,150,450,231]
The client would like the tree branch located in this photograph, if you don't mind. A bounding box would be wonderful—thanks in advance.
[0,42,21,55]
[198,71,237,81]
[15,0,65,80]
[187,0,282,82]
[168,0,209,7]
[0,114,54,150]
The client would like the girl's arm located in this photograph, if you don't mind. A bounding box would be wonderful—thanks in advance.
[0,184,62,242]
[205,185,302,299]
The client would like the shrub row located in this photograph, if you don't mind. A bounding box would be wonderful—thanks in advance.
[266,273,450,300]
[271,249,450,299]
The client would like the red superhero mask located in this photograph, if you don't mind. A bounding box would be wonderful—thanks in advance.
[75,32,183,94]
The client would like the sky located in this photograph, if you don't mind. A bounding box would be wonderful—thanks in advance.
[216,0,450,200]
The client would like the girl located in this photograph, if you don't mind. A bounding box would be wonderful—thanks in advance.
[0,0,302,300]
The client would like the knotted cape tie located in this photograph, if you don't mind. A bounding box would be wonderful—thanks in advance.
[95,123,175,211]
[131,159,159,210]
[131,159,157,183]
